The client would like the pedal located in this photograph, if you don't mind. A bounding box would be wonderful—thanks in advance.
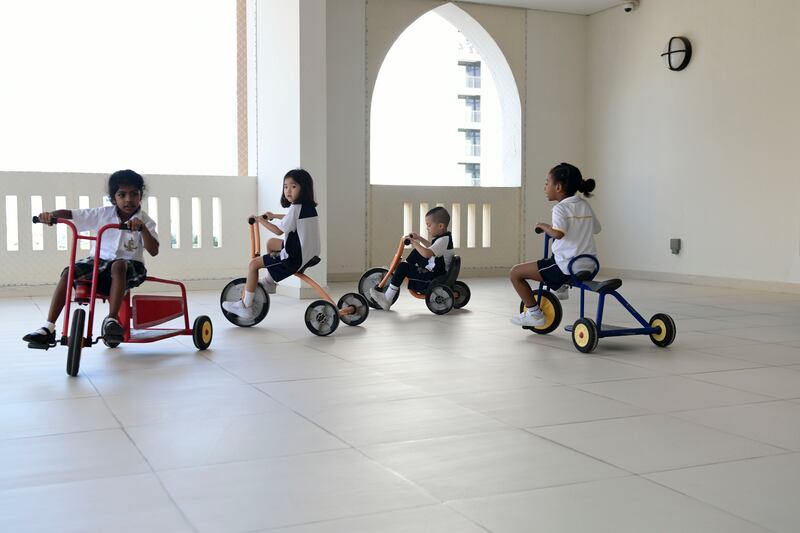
[27,342,54,350]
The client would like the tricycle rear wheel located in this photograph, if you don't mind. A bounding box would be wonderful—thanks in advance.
[192,315,213,350]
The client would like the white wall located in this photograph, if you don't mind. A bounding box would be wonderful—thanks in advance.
[525,10,587,260]
[587,0,800,285]
[323,0,588,277]
[255,0,328,292]
[326,0,367,277]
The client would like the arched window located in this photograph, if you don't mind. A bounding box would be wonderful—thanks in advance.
[370,4,521,188]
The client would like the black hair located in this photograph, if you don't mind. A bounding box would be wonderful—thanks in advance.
[426,206,450,227]
[108,169,145,203]
[549,162,596,198]
[280,168,317,208]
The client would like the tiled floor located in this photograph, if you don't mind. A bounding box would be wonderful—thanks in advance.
[1,278,800,532]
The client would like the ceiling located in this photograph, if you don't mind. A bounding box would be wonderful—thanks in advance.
[456,0,622,16]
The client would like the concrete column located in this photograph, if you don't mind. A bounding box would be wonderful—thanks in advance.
[255,0,327,298]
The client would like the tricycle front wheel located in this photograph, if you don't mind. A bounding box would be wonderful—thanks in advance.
[66,308,85,377]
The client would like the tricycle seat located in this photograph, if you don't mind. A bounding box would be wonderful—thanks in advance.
[583,278,623,294]
[298,256,321,274]
[431,255,461,288]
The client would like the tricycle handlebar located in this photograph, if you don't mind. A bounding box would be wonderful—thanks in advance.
[33,216,138,231]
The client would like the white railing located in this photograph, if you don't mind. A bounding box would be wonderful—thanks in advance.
[0,171,257,286]
[369,185,520,271]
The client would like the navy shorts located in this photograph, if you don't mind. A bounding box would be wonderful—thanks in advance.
[61,258,147,295]
[262,254,300,282]
[537,257,570,291]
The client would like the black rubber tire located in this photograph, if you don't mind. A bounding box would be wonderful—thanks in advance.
[338,293,370,326]
[426,284,454,315]
[358,268,399,309]
[66,308,85,377]
[192,315,213,350]
[520,290,563,335]
[649,313,677,347]
[305,300,340,336]
[453,281,471,309]
[572,317,600,354]
[219,277,270,327]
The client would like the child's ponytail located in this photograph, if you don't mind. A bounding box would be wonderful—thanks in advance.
[578,177,596,197]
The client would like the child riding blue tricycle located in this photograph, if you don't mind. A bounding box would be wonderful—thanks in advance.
[523,227,676,353]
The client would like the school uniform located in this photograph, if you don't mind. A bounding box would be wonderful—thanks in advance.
[538,195,601,290]
[263,203,321,281]
[61,206,158,294]
[392,231,454,290]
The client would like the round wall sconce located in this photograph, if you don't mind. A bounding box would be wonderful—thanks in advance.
[661,36,692,71]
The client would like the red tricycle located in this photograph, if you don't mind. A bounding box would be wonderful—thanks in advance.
[30,216,213,376]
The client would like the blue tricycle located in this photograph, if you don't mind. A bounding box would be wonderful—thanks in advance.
[521,228,676,353]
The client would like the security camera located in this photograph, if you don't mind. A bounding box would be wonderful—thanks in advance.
[622,0,639,12]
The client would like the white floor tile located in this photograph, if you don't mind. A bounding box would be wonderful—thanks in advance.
[304,396,507,446]
[159,449,435,532]
[127,411,348,470]
[450,476,770,533]
[104,383,285,427]
[448,385,647,427]
[689,367,800,399]
[672,401,800,451]
[0,397,119,440]
[648,453,800,533]
[0,429,149,491]
[362,429,625,500]
[266,505,487,533]
[256,374,429,415]
[532,414,782,473]
[577,375,771,413]
[698,343,800,366]
[0,473,193,533]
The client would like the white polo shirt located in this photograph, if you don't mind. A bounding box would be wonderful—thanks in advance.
[550,195,601,274]
[71,206,158,263]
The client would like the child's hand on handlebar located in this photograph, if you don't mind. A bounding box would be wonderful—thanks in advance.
[535,223,551,234]
[37,212,55,225]
[264,212,277,221]
[127,218,144,231]
[407,232,419,241]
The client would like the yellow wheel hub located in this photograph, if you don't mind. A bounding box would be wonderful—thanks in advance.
[202,322,212,342]
[651,319,667,342]
[574,323,590,347]
[535,297,555,329]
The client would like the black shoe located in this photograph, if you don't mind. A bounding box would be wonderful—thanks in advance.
[23,328,55,345]
[102,317,124,342]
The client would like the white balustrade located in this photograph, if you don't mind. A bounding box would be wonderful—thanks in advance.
[0,171,257,286]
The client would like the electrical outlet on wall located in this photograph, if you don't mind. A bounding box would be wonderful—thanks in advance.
[670,238,681,255]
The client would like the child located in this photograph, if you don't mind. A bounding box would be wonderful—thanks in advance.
[222,168,320,319]
[510,162,600,327]
[370,206,454,311]
[23,169,159,344]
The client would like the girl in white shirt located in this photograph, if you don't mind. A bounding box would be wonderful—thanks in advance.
[511,163,601,327]
[223,169,321,319]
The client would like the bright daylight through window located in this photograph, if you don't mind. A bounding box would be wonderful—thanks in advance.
[0,0,237,176]
[371,8,520,187]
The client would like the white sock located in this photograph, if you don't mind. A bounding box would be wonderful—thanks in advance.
[384,285,399,300]
[524,305,540,314]
[242,290,255,307]
[43,322,56,333]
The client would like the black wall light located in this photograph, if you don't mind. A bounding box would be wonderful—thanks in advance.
[661,36,692,71]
